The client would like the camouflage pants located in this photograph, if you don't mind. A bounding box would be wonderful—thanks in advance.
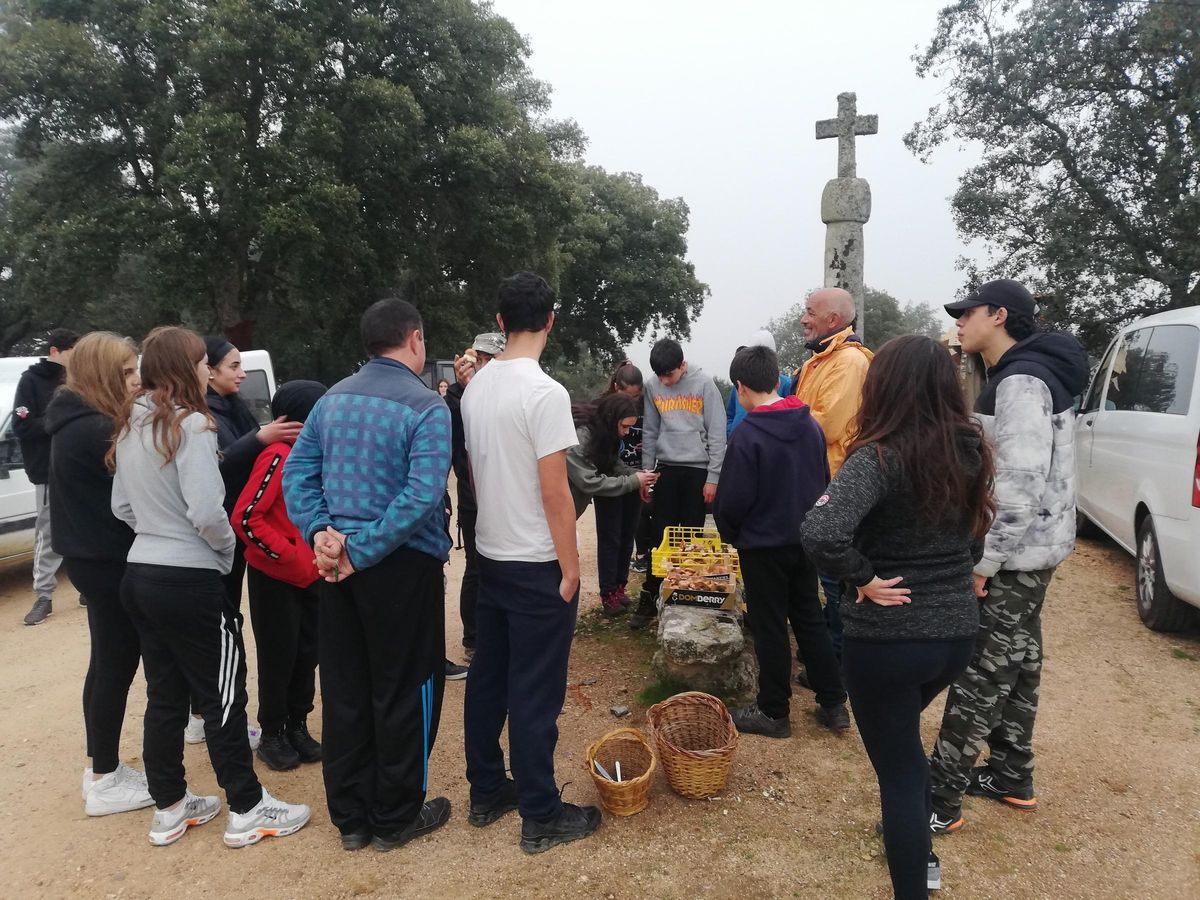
[929,568,1054,806]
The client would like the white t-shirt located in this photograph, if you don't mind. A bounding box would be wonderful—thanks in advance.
[461,357,578,562]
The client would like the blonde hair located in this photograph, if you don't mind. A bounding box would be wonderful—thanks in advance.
[64,332,138,422]
[109,326,213,470]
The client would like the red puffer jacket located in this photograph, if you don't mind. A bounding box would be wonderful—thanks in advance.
[232,442,319,588]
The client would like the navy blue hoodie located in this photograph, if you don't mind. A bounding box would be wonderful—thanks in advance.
[713,396,829,549]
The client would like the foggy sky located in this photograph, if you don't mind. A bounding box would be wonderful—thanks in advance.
[487,0,982,376]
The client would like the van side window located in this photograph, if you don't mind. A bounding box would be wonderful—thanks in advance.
[0,413,23,469]
[1081,340,1118,414]
[1136,325,1199,415]
[240,370,273,425]
[1105,328,1152,412]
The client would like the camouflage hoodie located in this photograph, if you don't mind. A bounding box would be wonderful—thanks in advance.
[974,331,1090,576]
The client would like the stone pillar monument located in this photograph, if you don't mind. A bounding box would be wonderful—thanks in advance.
[816,92,878,338]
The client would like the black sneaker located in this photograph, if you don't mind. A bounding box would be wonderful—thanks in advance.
[928,851,942,890]
[445,660,469,681]
[874,803,964,837]
[815,703,851,732]
[255,730,301,771]
[340,828,372,851]
[372,797,451,851]
[78,595,88,608]
[519,802,601,854]
[468,778,519,827]
[627,597,657,630]
[23,597,52,626]
[966,766,1038,810]
[929,800,965,834]
[630,555,649,574]
[285,720,322,763]
[731,705,791,738]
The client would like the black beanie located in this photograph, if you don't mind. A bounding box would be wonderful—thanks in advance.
[270,380,327,424]
[205,336,236,368]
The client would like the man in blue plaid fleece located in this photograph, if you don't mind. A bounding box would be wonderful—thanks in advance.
[283,297,454,853]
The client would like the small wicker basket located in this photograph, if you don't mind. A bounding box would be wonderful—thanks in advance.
[647,691,739,799]
[584,727,657,816]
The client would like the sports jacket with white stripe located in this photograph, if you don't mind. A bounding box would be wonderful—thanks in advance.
[973,332,1089,577]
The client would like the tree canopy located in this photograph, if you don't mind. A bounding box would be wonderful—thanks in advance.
[0,1,707,380]
[907,0,1199,353]
[765,287,945,369]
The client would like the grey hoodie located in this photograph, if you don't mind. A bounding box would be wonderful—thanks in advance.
[642,367,727,482]
[111,397,236,573]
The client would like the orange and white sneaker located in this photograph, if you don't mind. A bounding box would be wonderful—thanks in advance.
[966,767,1038,811]
[223,789,310,848]
[148,791,221,846]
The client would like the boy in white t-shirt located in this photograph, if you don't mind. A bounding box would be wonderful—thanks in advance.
[460,272,602,854]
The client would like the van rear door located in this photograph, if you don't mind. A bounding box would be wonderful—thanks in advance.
[0,408,37,562]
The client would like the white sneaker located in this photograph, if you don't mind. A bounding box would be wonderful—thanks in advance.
[148,790,221,846]
[223,788,311,848]
[185,717,261,749]
[81,767,92,800]
[85,765,154,816]
[184,716,206,744]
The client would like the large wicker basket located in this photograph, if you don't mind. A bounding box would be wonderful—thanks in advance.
[584,727,657,816]
[647,691,739,799]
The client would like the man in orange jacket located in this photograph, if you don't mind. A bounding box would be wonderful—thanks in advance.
[792,287,873,662]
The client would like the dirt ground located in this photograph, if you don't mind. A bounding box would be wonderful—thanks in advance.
[1,508,1198,899]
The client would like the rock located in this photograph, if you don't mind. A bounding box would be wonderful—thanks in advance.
[652,644,759,708]
[609,705,630,718]
[657,605,744,665]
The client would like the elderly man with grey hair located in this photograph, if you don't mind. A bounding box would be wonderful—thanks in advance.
[792,287,873,668]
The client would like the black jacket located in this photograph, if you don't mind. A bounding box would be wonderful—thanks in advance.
[713,397,829,550]
[44,389,135,560]
[445,381,475,512]
[207,387,261,513]
[801,438,985,643]
[12,359,66,484]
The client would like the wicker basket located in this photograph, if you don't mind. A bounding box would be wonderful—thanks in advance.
[647,691,739,799]
[584,728,657,816]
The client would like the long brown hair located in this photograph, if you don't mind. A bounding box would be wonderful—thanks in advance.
[65,332,139,422]
[847,335,996,540]
[572,392,640,474]
[108,327,213,470]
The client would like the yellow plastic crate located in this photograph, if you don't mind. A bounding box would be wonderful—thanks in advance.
[651,526,740,579]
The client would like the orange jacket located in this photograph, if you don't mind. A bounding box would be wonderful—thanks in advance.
[792,327,873,476]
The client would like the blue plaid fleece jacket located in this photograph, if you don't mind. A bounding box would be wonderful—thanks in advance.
[282,357,452,568]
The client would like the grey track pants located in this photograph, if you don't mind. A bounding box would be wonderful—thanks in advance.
[32,483,63,599]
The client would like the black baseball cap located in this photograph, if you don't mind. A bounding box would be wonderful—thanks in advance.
[944,279,1037,319]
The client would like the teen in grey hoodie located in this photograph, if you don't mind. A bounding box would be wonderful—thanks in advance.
[629,339,727,628]
[111,327,309,850]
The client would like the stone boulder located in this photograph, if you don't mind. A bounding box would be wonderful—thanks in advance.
[653,604,758,706]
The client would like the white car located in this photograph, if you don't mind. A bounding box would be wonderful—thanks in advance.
[1075,307,1200,632]
[0,350,277,569]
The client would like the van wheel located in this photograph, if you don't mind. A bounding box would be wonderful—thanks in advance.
[1135,517,1196,632]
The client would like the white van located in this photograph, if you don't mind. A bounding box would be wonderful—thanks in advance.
[0,350,277,568]
[0,357,44,565]
[1074,307,1200,632]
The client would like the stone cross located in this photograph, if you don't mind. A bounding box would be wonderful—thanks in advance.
[815,92,878,337]
[816,92,878,179]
